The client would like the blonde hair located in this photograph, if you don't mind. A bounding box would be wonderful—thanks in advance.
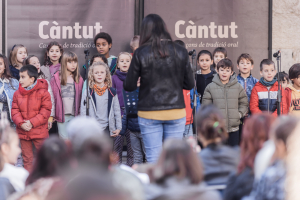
[60,51,81,85]
[9,44,28,67]
[130,35,140,50]
[116,52,132,73]
[88,62,112,89]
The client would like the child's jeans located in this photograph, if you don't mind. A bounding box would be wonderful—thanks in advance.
[20,138,44,172]
[183,124,193,138]
[129,131,146,164]
[57,114,74,140]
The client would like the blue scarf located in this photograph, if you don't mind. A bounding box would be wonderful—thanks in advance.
[116,70,127,81]
[259,77,277,87]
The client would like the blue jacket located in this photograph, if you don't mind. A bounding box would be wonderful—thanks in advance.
[237,74,258,102]
[120,88,140,135]
[190,88,201,111]
[1,78,19,121]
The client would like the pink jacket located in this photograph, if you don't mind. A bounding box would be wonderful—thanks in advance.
[50,71,83,123]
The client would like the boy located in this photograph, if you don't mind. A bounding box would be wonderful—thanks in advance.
[130,35,140,54]
[212,47,227,70]
[286,63,300,115]
[276,71,289,90]
[202,58,248,146]
[250,59,287,116]
[11,65,52,171]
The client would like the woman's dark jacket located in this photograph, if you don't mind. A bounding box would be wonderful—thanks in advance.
[123,42,194,111]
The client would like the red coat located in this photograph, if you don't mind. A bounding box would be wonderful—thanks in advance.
[12,79,52,140]
[183,90,193,125]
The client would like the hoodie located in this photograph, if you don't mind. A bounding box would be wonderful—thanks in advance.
[202,73,248,132]
[11,79,52,140]
[285,85,300,115]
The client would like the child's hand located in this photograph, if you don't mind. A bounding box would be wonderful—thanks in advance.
[21,123,30,131]
[24,120,33,131]
[111,129,120,137]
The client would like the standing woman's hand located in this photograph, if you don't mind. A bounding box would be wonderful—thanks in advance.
[111,129,121,137]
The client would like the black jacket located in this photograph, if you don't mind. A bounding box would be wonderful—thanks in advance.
[196,71,216,103]
[124,42,194,111]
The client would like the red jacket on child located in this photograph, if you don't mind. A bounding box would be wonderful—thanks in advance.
[11,79,52,140]
[250,81,287,116]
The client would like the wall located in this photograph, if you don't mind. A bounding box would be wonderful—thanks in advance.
[0,0,2,54]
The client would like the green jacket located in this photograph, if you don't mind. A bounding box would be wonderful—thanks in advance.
[202,73,248,132]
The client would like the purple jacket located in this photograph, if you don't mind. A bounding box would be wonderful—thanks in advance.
[50,72,83,123]
[112,71,127,115]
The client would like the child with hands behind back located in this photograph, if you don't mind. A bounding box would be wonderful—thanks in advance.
[80,62,122,137]
[11,65,52,172]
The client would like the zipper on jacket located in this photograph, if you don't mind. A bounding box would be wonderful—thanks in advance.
[267,87,270,113]
[244,79,247,92]
[224,86,229,130]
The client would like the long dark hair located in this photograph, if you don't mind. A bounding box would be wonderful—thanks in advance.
[139,14,172,58]
[0,54,13,80]
[26,136,71,185]
[44,41,64,66]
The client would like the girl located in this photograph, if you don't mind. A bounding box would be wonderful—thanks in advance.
[23,55,55,130]
[196,50,216,103]
[0,113,28,192]
[9,44,28,80]
[0,54,19,126]
[112,52,133,166]
[80,62,121,137]
[41,41,64,82]
[51,51,83,140]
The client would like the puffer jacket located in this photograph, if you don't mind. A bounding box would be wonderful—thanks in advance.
[124,41,194,111]
[202,73,248,132]
[237,74,258,102]
[250,81,287,116]
[11,79,52,140]
[50,71,83,123]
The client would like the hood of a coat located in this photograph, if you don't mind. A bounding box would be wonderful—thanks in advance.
[287,85,300,93]
[212,72,238,87]
[19,79,48,95]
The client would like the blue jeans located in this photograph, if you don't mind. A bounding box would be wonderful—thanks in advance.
[183,124,193,138]
[138,117,186,163]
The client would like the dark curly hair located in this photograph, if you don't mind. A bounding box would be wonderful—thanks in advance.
[43,41,64,66]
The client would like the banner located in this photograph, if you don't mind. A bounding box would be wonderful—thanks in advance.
[145,0,269,78]
[7,0,135,76]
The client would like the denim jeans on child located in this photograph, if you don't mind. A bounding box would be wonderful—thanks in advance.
[138,117,186,163]
[183,124,193,138]
[129,131,146,164]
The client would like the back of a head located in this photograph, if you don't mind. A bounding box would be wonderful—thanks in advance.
[272,116,299,145]
[174,40,185,48]
[151,139,203,184]
[238,113,275,173]
[26,136,70,185]
[196,105,228,142]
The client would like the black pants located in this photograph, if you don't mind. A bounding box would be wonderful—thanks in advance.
[227,130,240,147]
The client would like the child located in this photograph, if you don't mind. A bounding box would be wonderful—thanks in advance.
[11,65,52,171]
[9,44,28,80]
[250,59,287,116]
[212,47,227,70]
[237,53,258,103]
[121,78,146,164]
[40,41,64,82]
[196,50,216,103]
[50,52,83,139]
[80,61,122,136]
[286,64,300,115]
[112,52,133,166]
[0,54,19,126]
[23,55,55,130]
[202,58,248,146]
[0,114,28,192]
[130,35,140,54]
[94,32,117,75]
[276,71,289,89]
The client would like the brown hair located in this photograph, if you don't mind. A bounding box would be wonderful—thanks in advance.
[149,139,203,184]
[260,59,275,71]
[237,53,254,65]
[196,105,228,142]
[9,44,28,67]
[289,63,300,80]
[44,41,64,66]
[60,51,81,85]
[213,47,227,58]
[88,62,112,89]
[130,35,140,50]
[23,55,46,79]
[238,113,275,174]
[0,54,13,80]
[217,58,234,71]
[272,116,299,145]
